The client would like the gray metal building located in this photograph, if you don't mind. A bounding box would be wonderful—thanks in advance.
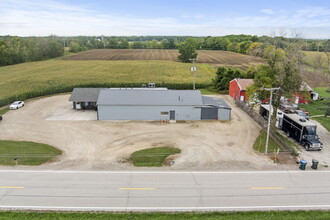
[69,88,231,121]
[97,90,203,120]
[96,89,231,121]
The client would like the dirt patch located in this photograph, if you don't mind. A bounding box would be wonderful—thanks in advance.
[64,49,265,70]
[0,94,287,170]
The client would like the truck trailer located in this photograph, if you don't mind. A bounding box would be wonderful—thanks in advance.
[282,114,323,151]
[259,104,284,128]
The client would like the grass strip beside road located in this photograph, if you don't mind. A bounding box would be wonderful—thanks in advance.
[0,140,62,166]
[1,211,330,219]
[253,130,284,153]
[130,147,181,167]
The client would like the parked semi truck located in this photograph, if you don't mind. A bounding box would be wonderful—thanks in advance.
[282,114,323,151]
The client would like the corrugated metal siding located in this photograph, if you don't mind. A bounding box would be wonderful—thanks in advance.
[218,109,231,120]
[201,108,218,120]
[98,105,201,120]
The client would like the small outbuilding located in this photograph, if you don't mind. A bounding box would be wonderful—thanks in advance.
[69,88,102,110]
[200,96,231,120]
[293,82,317,104]
[229,78,253,102]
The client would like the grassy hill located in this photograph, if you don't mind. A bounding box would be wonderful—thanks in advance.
[0,60,215,106]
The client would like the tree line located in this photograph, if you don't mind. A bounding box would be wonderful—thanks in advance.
[1,34,329,67]
[0,36,64,67]
[67,35,330,54]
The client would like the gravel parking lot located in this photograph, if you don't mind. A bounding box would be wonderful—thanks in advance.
[297,120,330,167]
[0,94,285,170]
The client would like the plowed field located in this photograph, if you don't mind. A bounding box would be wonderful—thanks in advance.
[64,49,265,70]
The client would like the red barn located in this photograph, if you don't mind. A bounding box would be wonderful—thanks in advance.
[229,78,254,102]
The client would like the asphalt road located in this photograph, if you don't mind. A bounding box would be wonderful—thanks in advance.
[0,170,330,212]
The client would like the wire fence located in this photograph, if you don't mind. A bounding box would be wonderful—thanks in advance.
[235,99,298,155]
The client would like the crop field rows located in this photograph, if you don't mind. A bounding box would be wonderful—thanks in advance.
[0,60,215,106]
[64,49,265,69]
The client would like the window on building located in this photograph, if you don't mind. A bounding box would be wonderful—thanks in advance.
[160,112,169,116]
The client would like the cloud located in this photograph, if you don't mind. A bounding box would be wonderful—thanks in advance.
[0,0,329,38]
[260,9,275,15]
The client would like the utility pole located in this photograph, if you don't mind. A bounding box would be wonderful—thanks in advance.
[189,58,197,90]
[264,87,280,154]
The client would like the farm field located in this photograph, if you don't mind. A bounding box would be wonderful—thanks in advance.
[0,60,214,106]
[64,49,266,69]
[304,51,329,69]
[302,51,329,87]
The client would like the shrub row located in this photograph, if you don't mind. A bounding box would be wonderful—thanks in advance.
[0,82,211,107]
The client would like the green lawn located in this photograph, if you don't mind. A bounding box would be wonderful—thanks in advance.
[1,211,330,219]
[0,107,9,115]
[130,147,181,167]
[0,140,62,165]
[299,87,330,131]
[253,130,284,153]
[315,117,330,131]
[299,87,329,116]
[200,89,220,95]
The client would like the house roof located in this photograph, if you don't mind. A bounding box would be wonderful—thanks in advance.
[300,82,313,92]
[236,78,254,90]
[69,88,103,102]
[97,89,203,106]
[201,96,231,109]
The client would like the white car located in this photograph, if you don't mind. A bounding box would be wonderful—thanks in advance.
[10,101,25,110]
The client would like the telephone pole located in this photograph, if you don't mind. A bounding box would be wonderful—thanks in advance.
[264,87,280,154]
[189,58,197,90]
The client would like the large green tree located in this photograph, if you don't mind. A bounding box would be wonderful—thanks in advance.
[177,38,198,63]
[213,66,245,91]
[248,35,303,127]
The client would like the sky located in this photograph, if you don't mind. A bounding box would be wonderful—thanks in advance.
[1,0,330,38]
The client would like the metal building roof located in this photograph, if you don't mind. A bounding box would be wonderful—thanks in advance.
[201,96,231,109]
[69,88,103,102]
[97,90,203,106]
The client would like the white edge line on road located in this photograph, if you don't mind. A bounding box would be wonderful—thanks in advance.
[1,205,330,211]
[0,170,329,174]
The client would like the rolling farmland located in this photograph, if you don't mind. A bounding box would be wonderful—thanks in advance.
[64,49,265,70]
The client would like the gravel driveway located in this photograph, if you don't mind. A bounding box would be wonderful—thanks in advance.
[0,94,281,170]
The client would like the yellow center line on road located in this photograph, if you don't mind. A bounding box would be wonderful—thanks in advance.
[251,187,285,190]
[119,188,155,190]
[0,187,25,189]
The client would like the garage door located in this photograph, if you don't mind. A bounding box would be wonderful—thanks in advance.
[201,108,218,120]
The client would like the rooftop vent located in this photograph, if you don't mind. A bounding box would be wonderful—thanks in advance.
[299,118,306,122]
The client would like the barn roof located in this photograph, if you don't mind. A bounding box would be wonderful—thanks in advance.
[69,88,103,102]
[97,89,203,106]
[236,78,253,90]
[300,82,313,92]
